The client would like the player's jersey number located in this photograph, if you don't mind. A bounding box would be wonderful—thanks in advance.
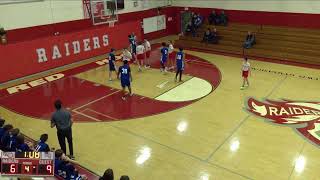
[122,68,128,74]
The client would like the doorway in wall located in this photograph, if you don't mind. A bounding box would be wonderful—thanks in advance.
[180,11,191,34]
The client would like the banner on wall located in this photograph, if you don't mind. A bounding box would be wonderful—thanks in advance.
[143,15,166,34]
[0,21,141,83]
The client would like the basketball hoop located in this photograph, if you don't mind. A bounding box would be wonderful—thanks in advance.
[90,0,119,26]
[109,21,115,27]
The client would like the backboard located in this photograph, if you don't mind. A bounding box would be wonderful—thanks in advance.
[90,0,119,25]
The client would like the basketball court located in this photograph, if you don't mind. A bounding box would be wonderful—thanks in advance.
[1,0,320,179]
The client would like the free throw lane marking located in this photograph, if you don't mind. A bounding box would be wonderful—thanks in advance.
[85,108,117,120]
[72,109,102,122]
[155,77,212,102]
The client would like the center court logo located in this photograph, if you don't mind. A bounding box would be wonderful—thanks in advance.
[246,98,320,147]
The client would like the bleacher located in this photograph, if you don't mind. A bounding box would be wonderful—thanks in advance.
[175,22,320,65]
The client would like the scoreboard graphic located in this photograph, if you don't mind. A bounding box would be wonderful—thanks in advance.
[0,151,54,176]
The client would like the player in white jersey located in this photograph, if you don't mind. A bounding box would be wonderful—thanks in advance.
[168,40,175,70]
[144,39,151,68]
[241,57,251,90]
[136,42,145,71]
[122,48,132,62]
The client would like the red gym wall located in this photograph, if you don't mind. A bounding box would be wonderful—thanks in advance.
[2,5,320,83]
[0,21,142,83]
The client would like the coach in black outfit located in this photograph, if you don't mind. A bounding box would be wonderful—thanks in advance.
[51,100,74,159]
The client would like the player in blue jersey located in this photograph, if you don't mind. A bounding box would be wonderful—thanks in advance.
[16,134,31,152]
[175,48,185,82]
[54,149,87,179]
[108,48,117,81]
[118,60,133,100]
[160,42,169,73]
[34,133,50,152]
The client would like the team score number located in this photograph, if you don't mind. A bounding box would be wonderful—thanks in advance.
[2,164,20,174]
[38,164,53,175]
[10,164,18,173]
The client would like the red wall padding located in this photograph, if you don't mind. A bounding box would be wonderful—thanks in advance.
[0,21,141,83]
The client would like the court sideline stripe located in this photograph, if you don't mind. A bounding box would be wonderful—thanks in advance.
[73,90,121,111]
[106,123,254,180]
[204,76,288,162]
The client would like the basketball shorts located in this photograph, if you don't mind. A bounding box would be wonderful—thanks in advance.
[242,70,249,78]
[146,51,151,58]
[137,54,144,61]
[169,52,175,59]
[109,63,116,71]
[121,79,130,88]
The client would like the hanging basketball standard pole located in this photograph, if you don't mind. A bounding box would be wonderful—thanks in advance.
[83,0,92,19]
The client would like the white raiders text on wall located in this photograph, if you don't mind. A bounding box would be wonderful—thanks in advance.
[36,34,109,63]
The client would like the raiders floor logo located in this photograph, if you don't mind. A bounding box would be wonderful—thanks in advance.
[246,98,320,147]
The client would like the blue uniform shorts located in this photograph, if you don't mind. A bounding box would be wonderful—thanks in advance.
[121,79,130,88]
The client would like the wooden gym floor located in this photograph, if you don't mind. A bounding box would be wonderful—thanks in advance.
[0,43,320,180]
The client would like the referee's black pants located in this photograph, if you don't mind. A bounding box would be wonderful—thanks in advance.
[57,127,74,156]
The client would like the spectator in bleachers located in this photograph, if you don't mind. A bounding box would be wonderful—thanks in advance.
[99,168,114,180]
[191,12,196,25]
[202,28,219,44]
[120,175,130,180]
[243,31,256,49]
[211,28,219,44]
[16,134,31,152]
[194,13,203,29]
[208,10,218,25]
[34,133,50,152]
[219,10,228,26]
[185,22,196,37]
[202,28,212,44]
